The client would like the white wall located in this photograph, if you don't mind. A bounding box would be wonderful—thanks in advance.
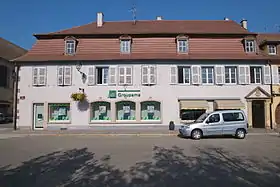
[17,61,270,129]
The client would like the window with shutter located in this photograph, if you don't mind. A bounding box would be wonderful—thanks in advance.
[125,67,133,85]
[263,66,271,84]
[64,66,72,85]
[142,66,149,85]
[215,65,225,85]
[271,65,279,84]
[149,65,157,85]
[119,67,125,85]
[32,67,38,86]
[109,66,117,85]
[57,66,64,86]
[38,67,46,86]
[88,66,95,85]
[170,66,178,84]
[191,65,201,85]
[238,66,250,84]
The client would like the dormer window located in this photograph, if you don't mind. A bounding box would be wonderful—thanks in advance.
[120,35,132,54]
[245,40,256,53]
[65,37,76,55]
[176,35,189,53]
[268,45,277,55]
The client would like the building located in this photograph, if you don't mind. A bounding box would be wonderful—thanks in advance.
[0,38,26,115]
[14,13,278,130]
[257,33,280,129]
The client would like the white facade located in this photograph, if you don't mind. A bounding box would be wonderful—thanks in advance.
[17,61,273,130]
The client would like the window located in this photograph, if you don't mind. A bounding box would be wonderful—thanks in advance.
[141,101,161,121]
[142,65,157,85]
[178,67,191,84]
[180,109,206,121]
[225,67,237,84]
[268,45,277,55]
[119,66,133,85]
[96,67,109,85]
[90,102,111,121]
[120,40,131,53]
[116,101,136,121]
[48,103,70,122]
[245,40,256,53]
[65,40,76,55]
[0,65,8,87]
[57,66,72,86]
[202,67,214,84]
[207,114,220,123]
[278,67,280,84]
[250,67,262,84]
[32,67,47,86]
[222,112,244,122]
[177,40,188,53]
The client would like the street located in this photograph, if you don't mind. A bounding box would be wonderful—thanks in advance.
[0,134,280,187]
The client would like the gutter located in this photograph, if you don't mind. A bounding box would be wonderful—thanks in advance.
[269,61,273,129]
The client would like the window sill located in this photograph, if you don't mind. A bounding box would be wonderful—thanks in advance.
[201,83,214,86]
[177,83,191,85]
[48,120,71,124]
[140,120,162,123]
[116,120,137,123]
[90,120,111,123]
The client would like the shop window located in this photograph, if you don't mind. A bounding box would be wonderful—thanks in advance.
[48,103,70,122]
[91,101,111,121]
[116,101,136,121]
[141,101,161,120]
[180,109,206,121]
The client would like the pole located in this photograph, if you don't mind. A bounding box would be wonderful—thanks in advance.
[12,65,19,130]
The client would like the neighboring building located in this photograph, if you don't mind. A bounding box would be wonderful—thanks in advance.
[0,38,26,115]
[14,14,276,130]
[257,33,280,129]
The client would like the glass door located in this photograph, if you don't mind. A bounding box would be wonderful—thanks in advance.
[33,103,44,129]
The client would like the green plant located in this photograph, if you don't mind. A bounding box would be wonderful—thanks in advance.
[71,93,87,101]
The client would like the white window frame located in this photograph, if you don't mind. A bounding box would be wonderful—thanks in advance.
[142,65,157,85]
[65,40,76,55]
[278,66,280,84]
[180,67,191,84]
[96,67,109,85]
[201,67,214,85]
[245,40,256,53]
[250,66,262,84]
[177,39,188,53]
[268,45,277,55]
[225,66,237,84]
[120,40,131,53]
[57,66,72,86]
[32,67,47,86]
[119,66,133,85]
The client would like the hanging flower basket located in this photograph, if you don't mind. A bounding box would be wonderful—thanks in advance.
[71,92,87,101]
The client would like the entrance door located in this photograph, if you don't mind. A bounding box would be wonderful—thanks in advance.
[252,100,265,128]
[275,104,280,125]
[33,103,44,129]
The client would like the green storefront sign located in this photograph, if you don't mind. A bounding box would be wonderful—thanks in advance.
[108,90,140,98]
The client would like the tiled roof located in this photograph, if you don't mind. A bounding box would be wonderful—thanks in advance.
[0,37,27,61]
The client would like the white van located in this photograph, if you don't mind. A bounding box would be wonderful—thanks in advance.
[179,110,248,140]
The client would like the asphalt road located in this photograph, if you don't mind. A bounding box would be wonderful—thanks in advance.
[0,135,280,187]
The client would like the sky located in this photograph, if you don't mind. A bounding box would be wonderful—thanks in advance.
[1,0,280,50]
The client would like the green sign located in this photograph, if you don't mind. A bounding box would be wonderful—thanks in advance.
[108,90,140,98]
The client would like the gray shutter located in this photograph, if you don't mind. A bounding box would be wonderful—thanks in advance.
[244,66,250,84]
[32,67,38,85]
[38,67,46,86]
[119,67,125,85]
[57,66,64,85]
[87,66,95,85]
[142,66,149,85]
[64,66,72,85]
[149,65,157,85]
[191,65,201,85]
[109,66,117,85]
[215,65,225,85]
[125,66,133,85]
[263,65,271,85]
[238,65,249,85]
[271,65,279,85]
[170,66,177,84]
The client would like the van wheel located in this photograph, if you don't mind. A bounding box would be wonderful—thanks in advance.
[191,129,202,140]
[235,129,246,139]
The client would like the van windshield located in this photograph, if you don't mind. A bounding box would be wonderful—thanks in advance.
[194,113,209,123]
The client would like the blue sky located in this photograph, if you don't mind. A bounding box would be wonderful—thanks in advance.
[1,0,279,49]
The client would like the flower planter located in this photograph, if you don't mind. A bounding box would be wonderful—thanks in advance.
[71,93,87,102]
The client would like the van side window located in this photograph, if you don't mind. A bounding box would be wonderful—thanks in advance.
[208,114,220,123]
[222,112,244,122]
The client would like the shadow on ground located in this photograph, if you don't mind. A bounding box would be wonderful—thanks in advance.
[0,146,279,187]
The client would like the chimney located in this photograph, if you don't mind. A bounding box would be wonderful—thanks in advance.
[240,19,248,29]
[156,16,163,20]
[224,17,229,21]
[97,12,103,27]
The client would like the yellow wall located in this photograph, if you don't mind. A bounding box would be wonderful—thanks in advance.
[271,85,280,129]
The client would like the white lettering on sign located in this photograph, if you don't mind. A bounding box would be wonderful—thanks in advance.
[117,93,141,97]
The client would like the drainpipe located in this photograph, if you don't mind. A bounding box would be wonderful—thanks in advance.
[269,61,273,129]
[12,64,19,130]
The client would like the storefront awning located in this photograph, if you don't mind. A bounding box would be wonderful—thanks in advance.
[180,100,209,109]
[215,100,245,109]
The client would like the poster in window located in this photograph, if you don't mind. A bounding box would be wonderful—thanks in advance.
[99,106,106,113]
[58,107,66,115]
[123,105,130,113]
[147,105,155,113]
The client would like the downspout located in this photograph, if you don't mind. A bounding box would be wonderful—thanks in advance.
[12,63,19,130]
[269,60,273,129]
